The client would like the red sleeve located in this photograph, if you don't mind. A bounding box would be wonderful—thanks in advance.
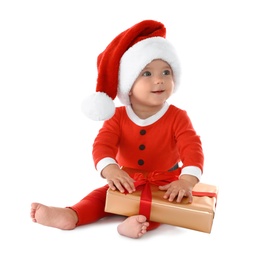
[173,108,204,171]
[92,108,122,167]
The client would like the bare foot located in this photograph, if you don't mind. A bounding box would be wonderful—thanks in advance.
[117,215,149,238]
[30,202,78,230]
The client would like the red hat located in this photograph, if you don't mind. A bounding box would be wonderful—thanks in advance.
[82,20,181,121]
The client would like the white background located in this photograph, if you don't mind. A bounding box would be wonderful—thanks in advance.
[1,0,259,259]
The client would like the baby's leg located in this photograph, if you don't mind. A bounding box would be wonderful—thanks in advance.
[30,202,78,230]
[117,215,150,238]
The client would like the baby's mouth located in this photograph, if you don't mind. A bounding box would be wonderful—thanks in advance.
[151,90,165,94]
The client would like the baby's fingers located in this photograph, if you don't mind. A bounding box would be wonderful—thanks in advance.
[164,188,193,203]
[120,179,135,193]
[108,178,135,193]
[174,189,193,203]
[107,180,118,191]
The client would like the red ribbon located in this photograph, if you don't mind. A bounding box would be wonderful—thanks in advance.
[192,191,218,208]
[127,170,180,220]
[192,191,218,199]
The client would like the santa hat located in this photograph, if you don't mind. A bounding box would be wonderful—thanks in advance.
[82,20,181,121]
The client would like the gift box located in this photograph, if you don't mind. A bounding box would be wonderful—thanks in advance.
[105,182,218,233]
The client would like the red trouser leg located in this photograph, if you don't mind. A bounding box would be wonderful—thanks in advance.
[69,184,112,226]
[69,184,160,230]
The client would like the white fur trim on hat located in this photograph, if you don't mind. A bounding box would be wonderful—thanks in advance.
[118,37,181,106]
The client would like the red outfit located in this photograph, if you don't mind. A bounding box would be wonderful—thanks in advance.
[70,103,204,228]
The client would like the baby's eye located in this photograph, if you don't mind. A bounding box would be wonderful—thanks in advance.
[163,69,171,75]
[142,71,151,77]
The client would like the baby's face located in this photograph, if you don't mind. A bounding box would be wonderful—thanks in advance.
[129,59,175,108]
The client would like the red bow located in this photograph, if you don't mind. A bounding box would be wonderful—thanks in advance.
[125,170,217,220]
[127,170,180,220]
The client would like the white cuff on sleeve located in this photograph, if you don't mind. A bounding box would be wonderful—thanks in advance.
[96,157,118,173]
[180,166,202,181]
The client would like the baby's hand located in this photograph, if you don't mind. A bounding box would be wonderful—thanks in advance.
[159,178,195,203]
[102,164,136,193]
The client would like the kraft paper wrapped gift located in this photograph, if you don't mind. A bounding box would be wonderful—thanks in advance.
[105,182,218,233]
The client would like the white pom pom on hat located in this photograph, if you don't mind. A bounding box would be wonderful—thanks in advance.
[81,92,115,121]
[82,19,181,121]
